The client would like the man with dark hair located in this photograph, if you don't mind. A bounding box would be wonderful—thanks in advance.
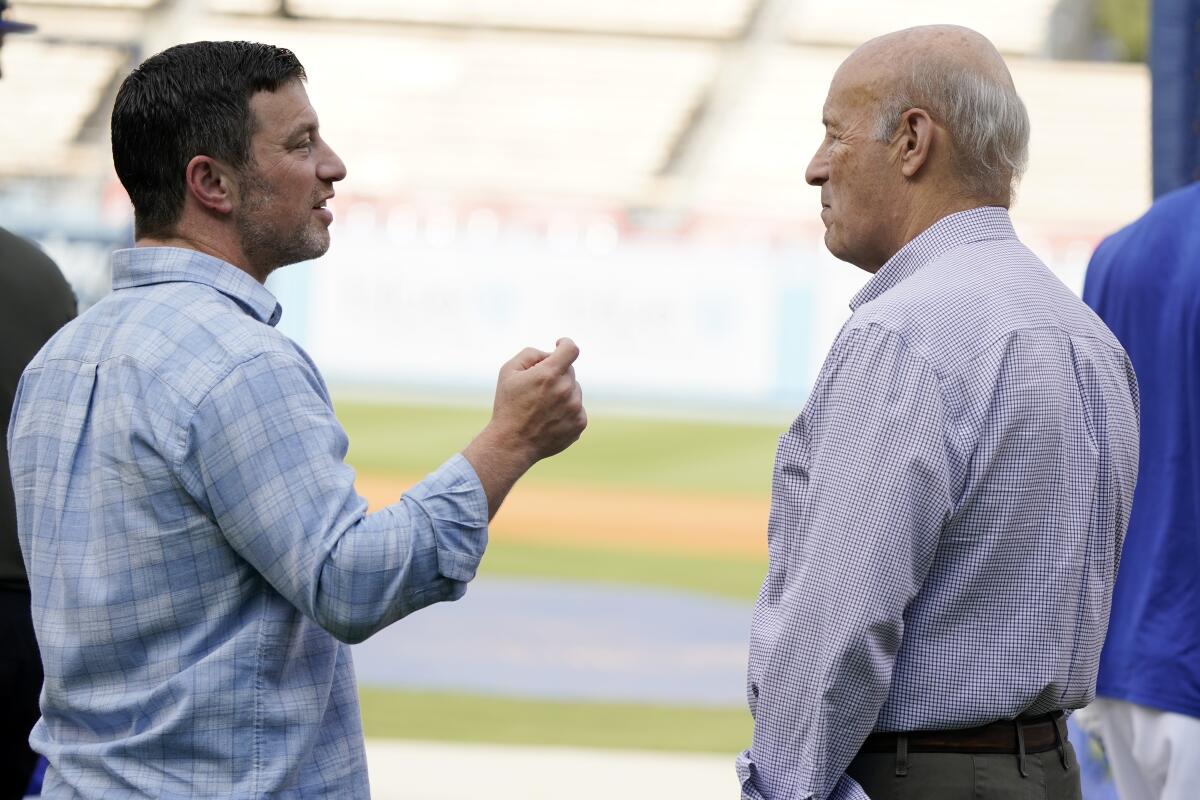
[8,40,587,797]
[0,4,78,798]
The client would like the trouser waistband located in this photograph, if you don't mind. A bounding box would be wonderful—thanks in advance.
[859,712,1069,778]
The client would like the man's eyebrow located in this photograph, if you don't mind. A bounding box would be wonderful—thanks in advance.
[286,120,318,141]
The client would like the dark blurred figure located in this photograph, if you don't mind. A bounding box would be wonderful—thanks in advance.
[1082,183,1200,800]
[0,8,77,799]
[0,0,35,78]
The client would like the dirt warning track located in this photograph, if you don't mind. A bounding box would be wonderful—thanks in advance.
[354,473,769,558]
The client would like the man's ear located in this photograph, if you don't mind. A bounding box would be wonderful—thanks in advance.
[184,155,236,214]
[897,107,936,179]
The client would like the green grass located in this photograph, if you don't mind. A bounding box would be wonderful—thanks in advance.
[359,688,751,754]
[342,401,765,753]
[482,539,764,602]
[334,400,780,497]
[334,399,773,600]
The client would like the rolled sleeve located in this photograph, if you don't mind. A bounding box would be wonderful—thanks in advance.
[183,351,489,644]
[403,453,489,583]
[737,752,870,800]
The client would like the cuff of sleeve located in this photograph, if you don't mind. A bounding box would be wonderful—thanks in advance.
[405,453,489,582]
[738,749,836,800]
[735,750,772,800]
[830,775,869,800]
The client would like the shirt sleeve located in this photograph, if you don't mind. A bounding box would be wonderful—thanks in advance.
[180,349,489,644]
[738,323,955,800]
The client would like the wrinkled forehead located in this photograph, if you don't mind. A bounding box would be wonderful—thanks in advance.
[823,54,887,121]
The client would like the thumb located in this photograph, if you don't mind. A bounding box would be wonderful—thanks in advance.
[540,337,580,373]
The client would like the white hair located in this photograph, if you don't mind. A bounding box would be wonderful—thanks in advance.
[875,58,1030,202]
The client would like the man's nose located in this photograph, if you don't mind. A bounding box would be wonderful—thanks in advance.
[805,149,828,187]
[319,143,347,183]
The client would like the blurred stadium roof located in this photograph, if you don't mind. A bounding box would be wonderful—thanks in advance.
[0,0,1149,230]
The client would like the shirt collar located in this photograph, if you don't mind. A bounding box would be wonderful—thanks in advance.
[849,206,1018,311]
[111,247,283,326]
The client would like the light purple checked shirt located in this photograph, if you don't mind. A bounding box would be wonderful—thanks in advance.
[7,247,489,798]
[738,208,1140,800]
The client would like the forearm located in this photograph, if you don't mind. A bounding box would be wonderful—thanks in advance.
[744,600,898,798]
[461,422,539,521]
[312,454,488,643]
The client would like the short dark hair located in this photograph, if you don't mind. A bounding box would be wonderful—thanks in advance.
[111,41,306,239]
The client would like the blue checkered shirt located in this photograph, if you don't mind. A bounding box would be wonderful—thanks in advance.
[737,208,1140,800]
[7,247,489,798]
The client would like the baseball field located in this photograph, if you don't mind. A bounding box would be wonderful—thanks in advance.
[333,400,1116,800]
[337,398,784,753]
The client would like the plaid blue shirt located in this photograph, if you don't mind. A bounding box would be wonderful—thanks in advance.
[738,208,1141,800]
[7,247,489,798]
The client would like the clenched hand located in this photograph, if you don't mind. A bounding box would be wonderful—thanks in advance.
[462,338,587,518]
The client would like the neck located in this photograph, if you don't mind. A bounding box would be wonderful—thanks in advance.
[897,193,996,254]
[136,231,266,284]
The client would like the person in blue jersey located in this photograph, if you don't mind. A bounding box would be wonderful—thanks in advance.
[7,41,586,798]
[737,25,1140,800]
[1081,182,1200,800]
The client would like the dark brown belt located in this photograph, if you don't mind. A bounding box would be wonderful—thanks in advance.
[860,711,1068,755]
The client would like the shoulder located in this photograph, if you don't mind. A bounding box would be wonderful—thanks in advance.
[38,281,314,409]
[819,319,945,403]
[1093,182,1200,265]
[0,226,56,271]
[157,285,317,401]
[849,238,1120,374]
[0,227,76,315]
[1123,182,1200,234]
[840,240,1010,368]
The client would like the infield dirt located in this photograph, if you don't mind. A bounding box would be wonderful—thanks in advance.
[354,473,768,558]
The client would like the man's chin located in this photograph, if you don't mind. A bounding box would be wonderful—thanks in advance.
[822,234,862,269]
[262,239,331,271]
[823,229,841,255]
[297,229,331,262]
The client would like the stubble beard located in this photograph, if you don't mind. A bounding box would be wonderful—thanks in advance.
[236,171,330,275]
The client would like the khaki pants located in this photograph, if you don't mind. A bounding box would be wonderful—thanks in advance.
[846,742,1083,799]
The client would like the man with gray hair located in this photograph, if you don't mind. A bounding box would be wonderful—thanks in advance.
[738,26,1139,800]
